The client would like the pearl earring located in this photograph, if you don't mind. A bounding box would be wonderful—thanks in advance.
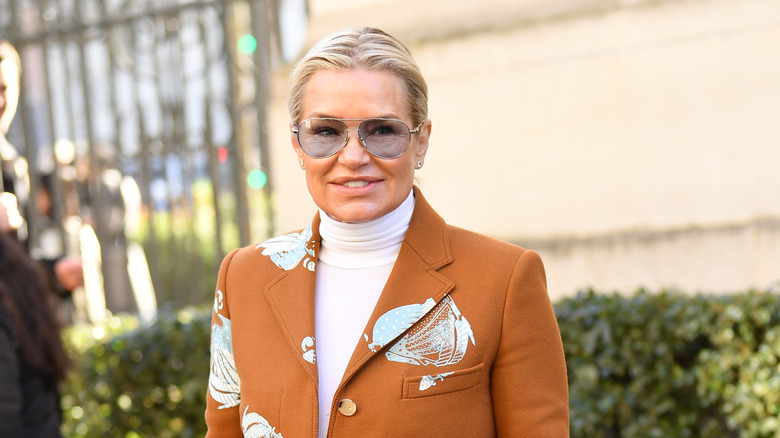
[299,159,305,169]
[416,161,423,169]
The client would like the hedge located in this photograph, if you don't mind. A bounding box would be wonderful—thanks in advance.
[60,290,780,437]
[61,307,212,438]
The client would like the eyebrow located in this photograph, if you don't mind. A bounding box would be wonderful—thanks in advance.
[306,112,403,120]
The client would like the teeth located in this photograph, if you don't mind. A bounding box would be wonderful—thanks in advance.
[343,181,369,188]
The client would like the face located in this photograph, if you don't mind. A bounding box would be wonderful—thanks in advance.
[0,60,20,134]
[292,69,431,223]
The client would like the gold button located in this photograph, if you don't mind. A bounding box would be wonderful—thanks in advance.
[337,399,357,417]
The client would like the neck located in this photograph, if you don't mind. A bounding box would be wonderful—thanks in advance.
[318,190,415,269]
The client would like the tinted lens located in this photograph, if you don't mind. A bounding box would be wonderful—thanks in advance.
[358,119,411,158]
[297,119,348,158]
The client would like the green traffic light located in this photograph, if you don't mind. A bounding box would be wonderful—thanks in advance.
[238,34,257,54]
[247,169,267,189]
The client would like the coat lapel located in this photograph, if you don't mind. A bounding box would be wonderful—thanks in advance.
[262,189,457,387]
[341,187,455,380]
[264,214,322,385]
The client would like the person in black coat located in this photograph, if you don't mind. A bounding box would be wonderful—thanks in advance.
[0,228,71,435]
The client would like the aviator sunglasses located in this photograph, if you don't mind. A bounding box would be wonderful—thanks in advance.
[292,118,423,159]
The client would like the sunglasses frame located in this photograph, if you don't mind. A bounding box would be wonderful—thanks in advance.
[292,117,423,159]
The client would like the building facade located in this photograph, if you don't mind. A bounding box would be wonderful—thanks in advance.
[266,0,780,299]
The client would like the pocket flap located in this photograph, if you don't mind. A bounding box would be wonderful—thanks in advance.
[402,363,483,399]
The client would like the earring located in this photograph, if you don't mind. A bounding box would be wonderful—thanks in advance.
[299,158,305,169]
[416,161,423,169]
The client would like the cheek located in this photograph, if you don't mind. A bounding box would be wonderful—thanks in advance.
[385,161,416,188]
[303,162,329,190]
[303,168,318,189]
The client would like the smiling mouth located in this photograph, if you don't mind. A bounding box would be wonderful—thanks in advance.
[342,181,370,188]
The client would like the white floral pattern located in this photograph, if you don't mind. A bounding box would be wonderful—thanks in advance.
[419,372,455,391]
[372,296,475,367]
[366,298,437,352]
[213,289,224,313]
[242,406,284,438]
[209,313,241,409]
[256,224,315,271]
[301,336,316,364]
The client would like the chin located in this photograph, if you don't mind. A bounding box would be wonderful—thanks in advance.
[327,207,383,224]
[333,213,376,224]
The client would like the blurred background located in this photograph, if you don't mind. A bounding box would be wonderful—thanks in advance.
[1,0,779,321]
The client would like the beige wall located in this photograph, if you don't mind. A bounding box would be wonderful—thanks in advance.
[266,0,780,299]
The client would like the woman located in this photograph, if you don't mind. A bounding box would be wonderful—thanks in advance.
[0,231,72,436]
[205,27,568,437]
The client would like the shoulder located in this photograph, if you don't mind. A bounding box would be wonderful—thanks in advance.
[221,223,317,274]
[439,225,546,283]
[446,224,530,259]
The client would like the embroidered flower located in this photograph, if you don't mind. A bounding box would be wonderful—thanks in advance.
[256,224,315,271]
[366,298,437,352]
[301,336,316,364]
[419,372,455,391]
[385,296,475,367]
[209,314,240,409]
[242,405,284,438]
[213,289,224,313]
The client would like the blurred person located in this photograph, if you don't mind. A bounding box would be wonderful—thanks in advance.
[74,152,134,314]
[0,196,72,437]
[34,173,83,294]
[0,40,21,145]
[0,40,83,296]
[205,28,568,437]
[1,39,26,221]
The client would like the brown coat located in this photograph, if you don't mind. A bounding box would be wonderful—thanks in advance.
[205,188,569,437]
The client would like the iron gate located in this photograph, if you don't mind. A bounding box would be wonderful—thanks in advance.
[0,0,281,319]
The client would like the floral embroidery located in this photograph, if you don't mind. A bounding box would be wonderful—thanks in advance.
[301,336,316,364]
[213,289,224,313]
[209,313,240,409]
[366,298,437,352]
[256,224,315,271]
[385,296,475,367]
[419,372,455,391]
[242,405,284,438]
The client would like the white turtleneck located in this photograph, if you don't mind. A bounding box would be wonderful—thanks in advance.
[315,190,415,438]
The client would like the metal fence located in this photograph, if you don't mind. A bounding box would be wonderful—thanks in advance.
[0,0,281,319]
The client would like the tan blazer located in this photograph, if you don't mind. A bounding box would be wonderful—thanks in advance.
[205,187,569,437]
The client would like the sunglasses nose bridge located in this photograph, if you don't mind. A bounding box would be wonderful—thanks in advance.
[342,125,368,148]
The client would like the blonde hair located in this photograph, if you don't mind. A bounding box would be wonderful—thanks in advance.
[287,27,428,127]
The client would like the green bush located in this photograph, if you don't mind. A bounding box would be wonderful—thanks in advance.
[558,289,780,438]
[59,290,780,437]
[61,307,212,438]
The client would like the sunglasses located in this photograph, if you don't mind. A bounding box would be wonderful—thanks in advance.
[292,118,423,159]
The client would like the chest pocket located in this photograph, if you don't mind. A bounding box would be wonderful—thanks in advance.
[402,363,483,399]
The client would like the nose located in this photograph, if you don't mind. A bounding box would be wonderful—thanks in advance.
[337,128,371,168]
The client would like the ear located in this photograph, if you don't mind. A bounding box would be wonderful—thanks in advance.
[414,119,432,161]
[290,121,305,162]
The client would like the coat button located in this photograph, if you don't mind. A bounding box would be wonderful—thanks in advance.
[337,399,357,417]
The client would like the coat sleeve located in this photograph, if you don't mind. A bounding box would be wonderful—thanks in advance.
[0,306,24,436]
[205,249,244,438]
[491,250,569,437]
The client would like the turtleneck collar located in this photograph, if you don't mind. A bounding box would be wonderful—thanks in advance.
[318,190,415,269]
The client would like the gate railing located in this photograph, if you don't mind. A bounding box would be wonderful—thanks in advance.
[0,0,280,318]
